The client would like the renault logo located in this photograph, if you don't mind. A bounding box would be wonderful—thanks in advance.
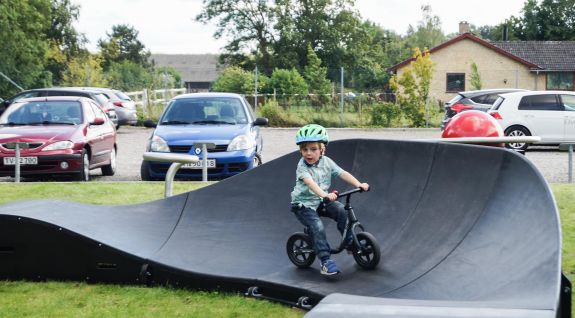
[194,147,202,155]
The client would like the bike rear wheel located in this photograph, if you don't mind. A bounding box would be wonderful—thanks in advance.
[286,232,316,268]
[352,232,380,269]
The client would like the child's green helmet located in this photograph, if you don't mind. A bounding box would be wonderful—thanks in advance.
[296,124,329,145]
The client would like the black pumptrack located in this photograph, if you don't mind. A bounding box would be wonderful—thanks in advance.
[0,139,570,317]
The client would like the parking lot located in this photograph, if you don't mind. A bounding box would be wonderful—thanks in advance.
[1,126,572,183]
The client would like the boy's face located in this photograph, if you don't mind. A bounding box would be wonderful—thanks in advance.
[300,142,323,165]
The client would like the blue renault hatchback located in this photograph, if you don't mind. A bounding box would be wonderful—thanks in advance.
[140,93,268,180]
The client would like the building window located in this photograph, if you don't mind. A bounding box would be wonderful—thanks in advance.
[446,73,465,92]
[547,72,574,90]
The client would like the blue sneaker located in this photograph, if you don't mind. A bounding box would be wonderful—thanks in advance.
[320,259,340,276]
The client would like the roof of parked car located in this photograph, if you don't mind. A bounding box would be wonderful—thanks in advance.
[172,92,243,99]
[26,87,106,94]
[459,88,528,97]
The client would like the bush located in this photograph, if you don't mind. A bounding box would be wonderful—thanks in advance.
[259,100,299,127]
[370,102,400,127]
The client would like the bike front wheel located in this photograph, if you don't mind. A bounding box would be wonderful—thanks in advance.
[352,232,381,269]
[286,232,316,268]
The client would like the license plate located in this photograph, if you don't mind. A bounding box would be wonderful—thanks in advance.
[3,156,38,165]
[182,159,216,169]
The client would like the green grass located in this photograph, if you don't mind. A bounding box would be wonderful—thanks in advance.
[0,281,303,318]
[0,182,573,317]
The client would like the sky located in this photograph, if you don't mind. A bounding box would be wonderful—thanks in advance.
[72,0,525,54]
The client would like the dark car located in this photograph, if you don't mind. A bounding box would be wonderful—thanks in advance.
[0,88,119,127]
[0,96,117,181]
[70,87,138,126]
[141,92,268,180]
[441,88,528,130]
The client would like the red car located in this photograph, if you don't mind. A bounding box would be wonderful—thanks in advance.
[0,96,117,181]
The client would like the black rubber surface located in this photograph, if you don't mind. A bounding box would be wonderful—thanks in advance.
[0,139,565,317]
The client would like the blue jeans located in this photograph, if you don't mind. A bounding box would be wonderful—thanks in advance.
[291,201,350,260]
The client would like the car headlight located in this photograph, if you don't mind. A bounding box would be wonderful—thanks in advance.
[227,134,255,151]
[42,141,74,151]
[149,135,170,152]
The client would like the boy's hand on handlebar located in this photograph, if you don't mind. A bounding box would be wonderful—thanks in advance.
[323,192,338,202]
[358,183,370,192]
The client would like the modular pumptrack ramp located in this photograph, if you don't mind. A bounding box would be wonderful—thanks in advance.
[0,139,570,317]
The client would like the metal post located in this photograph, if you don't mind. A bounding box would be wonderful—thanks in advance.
[425,94,430,128]
[340,67,344,126]
[142,152,199,198]
[202,143,208,182]
[254,66,258,113]
[165,163,184,197]
[569,144,573,183]
[15,144,20,183]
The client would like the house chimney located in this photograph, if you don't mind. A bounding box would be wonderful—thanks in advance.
[459,21,470,34]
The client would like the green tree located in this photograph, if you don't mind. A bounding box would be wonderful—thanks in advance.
[304,44,331,95]
[98,24,151,71]
[470,62,482,90]
[273,0,367,79]
[45,0,88,85]
[482,0,575,41]
[390,48,434,127]
[196,0,276,71]
[152,67,183,89]
[212,66,258,94]
[61,54,108,87]
[405,5,446,52]
[269,68,308,95]
[0,0,51,97]
[106,61,152,91]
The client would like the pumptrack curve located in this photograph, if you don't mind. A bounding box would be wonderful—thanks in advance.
[0,139,568,317]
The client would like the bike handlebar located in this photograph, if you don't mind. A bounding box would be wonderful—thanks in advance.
[322,187,369,203]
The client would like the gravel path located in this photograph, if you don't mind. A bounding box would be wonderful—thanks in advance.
[3,126,573,183]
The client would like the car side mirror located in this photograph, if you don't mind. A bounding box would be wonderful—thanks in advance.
[143,119,157,128]
[91,117,105,125]
[253,117,268,126]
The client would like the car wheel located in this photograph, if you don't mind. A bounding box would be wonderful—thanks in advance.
[505,126,531,151]
[140,160,158,181]
[101,148,116,176]
[75,150,90,182]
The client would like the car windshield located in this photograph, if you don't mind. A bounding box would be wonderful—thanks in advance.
[114,91,132,101]
[160,97,248,125]
[0,101,82,125]
[93,93,109,105]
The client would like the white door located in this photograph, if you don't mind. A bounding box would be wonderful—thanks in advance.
[520,94,564,142]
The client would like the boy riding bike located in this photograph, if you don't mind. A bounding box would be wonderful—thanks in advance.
[290,124,369,276]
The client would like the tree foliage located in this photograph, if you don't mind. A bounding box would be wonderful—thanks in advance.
[98,24,151,71]
[212,66,257,94]
[481,0,575,41]
[470,62,482,90]
[106,61,152,92]
[45,0,88,85]
[61,55,108,87]
[269,68,308,95]
[0,0,51,97]
[404,5,446,52]
[304,44,331,95]
[196,0,276,71]
[389,48,434,127]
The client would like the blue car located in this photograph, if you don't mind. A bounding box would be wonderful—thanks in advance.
[140,93,268,180]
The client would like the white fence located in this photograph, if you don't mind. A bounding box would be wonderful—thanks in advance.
[126,88,186,115]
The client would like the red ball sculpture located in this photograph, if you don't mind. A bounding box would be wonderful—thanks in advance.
[442,110,504,147]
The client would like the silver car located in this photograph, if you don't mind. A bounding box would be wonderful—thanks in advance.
[71,87,138,126]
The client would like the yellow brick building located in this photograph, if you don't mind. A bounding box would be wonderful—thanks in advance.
[389,30,575,105]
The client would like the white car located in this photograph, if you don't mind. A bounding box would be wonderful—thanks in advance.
[488,91,575,150]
